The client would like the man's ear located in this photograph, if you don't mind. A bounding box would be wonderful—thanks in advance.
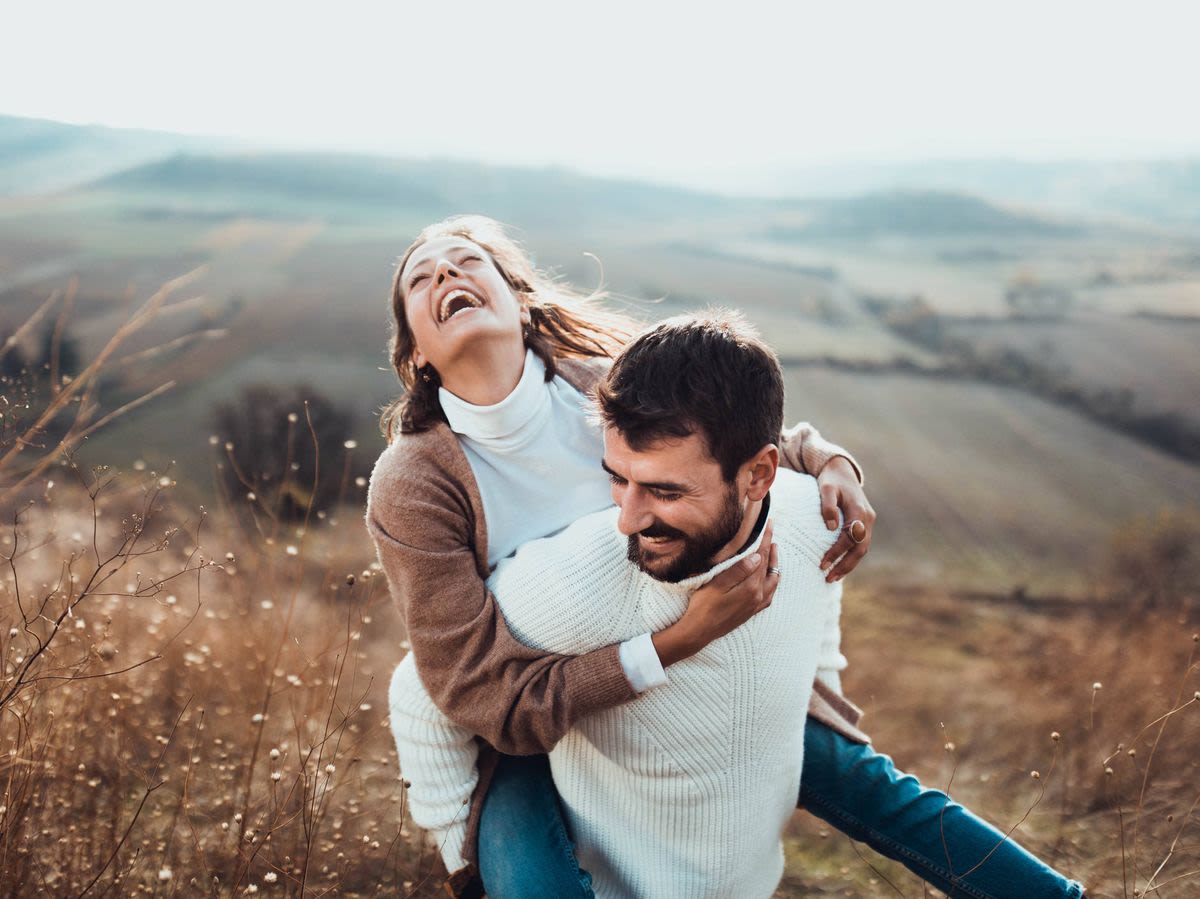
[742,444,779,502]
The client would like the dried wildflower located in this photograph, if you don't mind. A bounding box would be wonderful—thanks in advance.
[1051,731,1061,742]
[158,867,173,881]
[1030,770,1040,779]
[1092,682,1102,691]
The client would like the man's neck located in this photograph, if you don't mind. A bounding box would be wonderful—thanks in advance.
[712,493,771,565]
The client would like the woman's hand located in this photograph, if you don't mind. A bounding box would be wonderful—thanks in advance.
[817,456,876,583]
[652,521,780,667]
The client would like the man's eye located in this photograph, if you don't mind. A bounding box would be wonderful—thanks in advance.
[651,490,682,502]
[608,473,626,486]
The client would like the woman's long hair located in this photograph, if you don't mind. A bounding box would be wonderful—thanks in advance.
[381,215,638,439]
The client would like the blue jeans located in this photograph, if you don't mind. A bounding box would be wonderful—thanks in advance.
[477,721,1085,898]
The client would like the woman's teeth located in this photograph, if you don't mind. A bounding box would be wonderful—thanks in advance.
[439,289,483,323]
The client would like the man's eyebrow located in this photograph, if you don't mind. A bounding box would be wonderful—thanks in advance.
[600,459,691,493]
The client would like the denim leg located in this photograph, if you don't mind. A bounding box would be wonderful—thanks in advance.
[477,753,595,899]
[800,720,1085,899]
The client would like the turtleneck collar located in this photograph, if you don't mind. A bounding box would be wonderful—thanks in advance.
[440,349,549,444]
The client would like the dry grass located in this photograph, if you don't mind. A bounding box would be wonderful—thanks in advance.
[3,284,1198,898]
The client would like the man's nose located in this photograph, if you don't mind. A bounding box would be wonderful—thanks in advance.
[435,261,460,286]
[616,490,653,537]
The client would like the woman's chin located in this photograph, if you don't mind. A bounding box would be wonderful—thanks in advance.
[437,319,525,365]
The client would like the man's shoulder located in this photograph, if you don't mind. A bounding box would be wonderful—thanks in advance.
[493,506,625,579]
[770,469,838,556]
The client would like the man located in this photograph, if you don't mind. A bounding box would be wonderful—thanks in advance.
[389,313,1085,898]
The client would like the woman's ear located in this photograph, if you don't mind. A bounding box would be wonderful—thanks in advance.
[413,347,427,370]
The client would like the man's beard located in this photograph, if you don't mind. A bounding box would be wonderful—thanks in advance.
[626,485,744,583]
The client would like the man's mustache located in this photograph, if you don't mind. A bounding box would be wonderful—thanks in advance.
[637,521,687,541]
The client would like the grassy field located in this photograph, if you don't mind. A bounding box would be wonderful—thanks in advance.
[2,470,1195,897]
[3,126,1199,895]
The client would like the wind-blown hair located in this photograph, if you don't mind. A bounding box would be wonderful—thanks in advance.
[595,311,785,481]
[381,215,637,439]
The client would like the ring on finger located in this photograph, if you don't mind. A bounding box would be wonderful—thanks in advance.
[766,566,782,576]
[844,519,867,544]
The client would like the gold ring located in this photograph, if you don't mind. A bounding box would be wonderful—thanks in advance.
[844,519,867,544]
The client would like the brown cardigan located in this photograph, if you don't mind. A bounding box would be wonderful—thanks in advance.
[365,356,868,871]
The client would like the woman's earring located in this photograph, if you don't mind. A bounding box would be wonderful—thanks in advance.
[420,367,432,383]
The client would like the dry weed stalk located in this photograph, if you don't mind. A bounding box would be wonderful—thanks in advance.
[1,279,431,896]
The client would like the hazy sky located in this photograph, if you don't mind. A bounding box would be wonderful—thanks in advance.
[6,0,1199,189]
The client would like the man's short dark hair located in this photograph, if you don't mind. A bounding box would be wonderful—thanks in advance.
[595,311,784,481]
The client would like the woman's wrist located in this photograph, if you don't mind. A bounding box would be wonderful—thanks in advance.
[652,620,701,668]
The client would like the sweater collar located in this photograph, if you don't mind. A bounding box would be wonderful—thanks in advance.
[440,350,548,442]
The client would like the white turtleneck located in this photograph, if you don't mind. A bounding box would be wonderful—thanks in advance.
[438,350,666,693]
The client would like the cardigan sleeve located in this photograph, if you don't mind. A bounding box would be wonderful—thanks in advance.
[367,446,638,756]
[779,421,864,485]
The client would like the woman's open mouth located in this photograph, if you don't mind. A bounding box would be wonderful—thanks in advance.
[438,288,484,323]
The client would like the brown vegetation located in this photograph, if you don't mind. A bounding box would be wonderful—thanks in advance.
[3,287,1198,897]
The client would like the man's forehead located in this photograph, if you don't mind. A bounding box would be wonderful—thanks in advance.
[603,427,718,478]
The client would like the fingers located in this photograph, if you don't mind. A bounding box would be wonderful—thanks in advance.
[820,531,854,571]
[819,484,840,531]
[825,534,870,582]
[761,540,780,608]
[709,550,762,591]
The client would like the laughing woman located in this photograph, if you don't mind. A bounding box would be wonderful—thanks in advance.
[366,216,1084,898]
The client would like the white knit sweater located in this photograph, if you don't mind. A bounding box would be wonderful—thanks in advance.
[389,468,845,895]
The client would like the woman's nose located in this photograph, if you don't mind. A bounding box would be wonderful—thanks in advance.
[435,263,460,285]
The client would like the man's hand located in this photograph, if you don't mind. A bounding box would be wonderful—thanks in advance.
[817,457,875,583]
[652,521,780,667]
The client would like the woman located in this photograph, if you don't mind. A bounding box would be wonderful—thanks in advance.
[367,216,1084,898]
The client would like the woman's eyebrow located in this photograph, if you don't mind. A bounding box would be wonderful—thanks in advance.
[407,249,477,276]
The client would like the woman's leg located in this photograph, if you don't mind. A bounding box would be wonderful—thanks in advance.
[476,753,595,899]
[800,720,1085,899]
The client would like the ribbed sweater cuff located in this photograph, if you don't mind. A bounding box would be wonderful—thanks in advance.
[570,642,639,715]
[812,448,864,486]
[434,824,469,875]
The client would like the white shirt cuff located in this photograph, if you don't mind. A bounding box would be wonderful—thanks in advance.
[618,632,668,693]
